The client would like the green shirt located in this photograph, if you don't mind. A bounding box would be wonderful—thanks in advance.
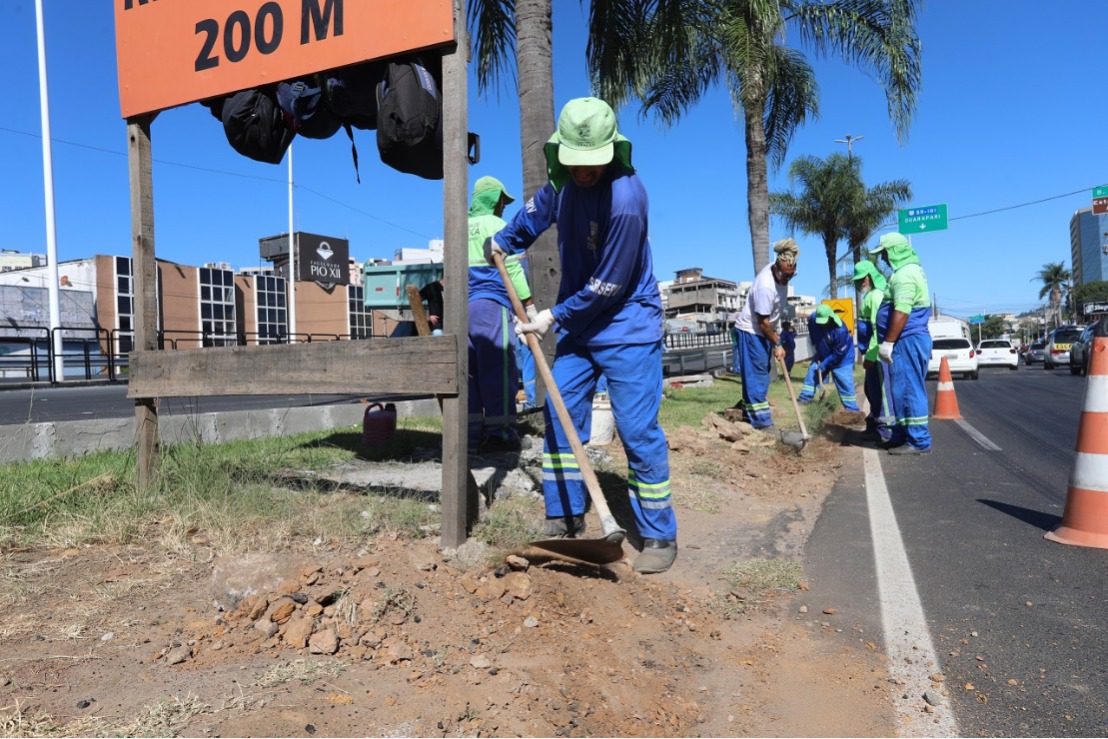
[888,263,930,315]
[861,287,886,362]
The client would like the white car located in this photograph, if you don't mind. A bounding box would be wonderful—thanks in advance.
[976,339,1019,370]
[928,337,979,380]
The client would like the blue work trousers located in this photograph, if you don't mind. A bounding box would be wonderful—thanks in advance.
[798,359,860,411]
[730,328,742,373]
[514,333,537,408]
[737,330,773,428]
[864,361,894,440]
[542,340,676,542]
[887,333,932,450]
[468,299,518,445]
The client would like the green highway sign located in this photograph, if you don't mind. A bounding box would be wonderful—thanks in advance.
[898,203,948,234]
[969,314,985,325]
[1093,185,1108,199]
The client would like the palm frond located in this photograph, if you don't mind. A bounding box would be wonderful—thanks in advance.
[760,45,818,168]
[467,0,516,94]
[790,0,922,142]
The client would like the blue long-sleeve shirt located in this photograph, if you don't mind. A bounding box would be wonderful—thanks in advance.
[813,322,854,373]
[493,166,664,347]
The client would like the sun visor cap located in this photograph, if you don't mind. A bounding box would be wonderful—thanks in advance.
[555,97,618,166]
[870,232,909,255]
[473,175,515,203]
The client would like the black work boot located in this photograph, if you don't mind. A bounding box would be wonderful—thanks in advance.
[542,514,586,538]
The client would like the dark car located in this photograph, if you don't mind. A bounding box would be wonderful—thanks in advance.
[1069,324,1097,376]
[1024,339,1047,365]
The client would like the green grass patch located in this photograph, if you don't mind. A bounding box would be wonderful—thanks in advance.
[472,496,545,551]
[0,418,443,551]
[660,366,847,436]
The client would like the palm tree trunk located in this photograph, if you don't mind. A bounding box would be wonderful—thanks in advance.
[515,0,558,400]
[825,236,838,299]
[743,100,770,274]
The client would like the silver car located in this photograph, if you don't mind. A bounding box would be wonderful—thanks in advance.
[1024,339,1046,365]
[1044,326,1083,370]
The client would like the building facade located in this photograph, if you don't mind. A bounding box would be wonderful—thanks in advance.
[1070,208,1108,286]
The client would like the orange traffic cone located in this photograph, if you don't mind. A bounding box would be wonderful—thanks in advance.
[932,355,962,420]
[1046,320,1108,549]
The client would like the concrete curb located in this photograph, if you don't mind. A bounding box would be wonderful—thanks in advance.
[0,398,441,463]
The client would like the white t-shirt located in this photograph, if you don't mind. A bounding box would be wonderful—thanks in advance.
[736,262,787,337]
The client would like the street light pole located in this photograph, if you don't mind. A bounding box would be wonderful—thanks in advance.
[834,134,864,161]
[34,0,64,382]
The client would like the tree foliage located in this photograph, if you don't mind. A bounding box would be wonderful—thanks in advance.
[591,0,922,273]
[770,153,910,297]
[1034,262,1071,329]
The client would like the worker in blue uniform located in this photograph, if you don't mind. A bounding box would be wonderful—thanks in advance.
[797,304,859,411]
[467,176,533,452]
[853,260,894,441]
[779,321,797,377]
[487,97,677,574]
[733,239,799,427]
[872,233,932,454]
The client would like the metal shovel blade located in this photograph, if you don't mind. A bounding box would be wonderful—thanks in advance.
[524,530,626,565]
[779,429,808,450]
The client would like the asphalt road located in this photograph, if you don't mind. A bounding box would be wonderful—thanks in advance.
[0,383,385,425]
[808,364,1106,737]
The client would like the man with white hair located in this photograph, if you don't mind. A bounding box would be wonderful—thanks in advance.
[733,240,799,428]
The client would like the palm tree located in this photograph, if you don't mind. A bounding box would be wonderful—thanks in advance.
[1035,262,1071,329]
[468,0,558,393]
[844,172,912,266]
[590,0,922,273]
[769,153,857,297]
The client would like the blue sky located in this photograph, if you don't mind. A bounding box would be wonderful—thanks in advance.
[3,1,1106,318]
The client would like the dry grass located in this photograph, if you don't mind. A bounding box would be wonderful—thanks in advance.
[255,659,346,688]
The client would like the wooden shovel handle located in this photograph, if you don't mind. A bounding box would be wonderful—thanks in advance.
[491,253,621,534]
[779,356,809,439]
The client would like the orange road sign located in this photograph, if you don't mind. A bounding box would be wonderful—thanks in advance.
[115,0,453,118]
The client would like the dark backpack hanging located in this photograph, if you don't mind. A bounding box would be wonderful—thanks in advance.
[375,55,443,180]
[321,61,385,130]
[276,79,342,140]
[221,88,295,165]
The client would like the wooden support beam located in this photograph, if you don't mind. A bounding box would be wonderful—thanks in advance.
[128,116,159,492]
[127,336,459,398]
[439,0,474,549]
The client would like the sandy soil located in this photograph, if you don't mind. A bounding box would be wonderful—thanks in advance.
[0,411,896,737]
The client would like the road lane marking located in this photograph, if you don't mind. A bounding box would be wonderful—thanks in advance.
[953,419,1002,451]
[864,449,960,737]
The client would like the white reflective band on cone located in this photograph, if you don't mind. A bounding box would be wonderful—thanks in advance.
[1070,452,1108,493]
[937,381,955,392]
[1083,376,1108,413]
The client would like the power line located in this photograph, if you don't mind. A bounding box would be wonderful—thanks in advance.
[0,125,436,240]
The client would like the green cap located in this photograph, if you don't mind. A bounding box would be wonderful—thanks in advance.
[473,175,514,204]
[542,98,634,191]
[852,259,887,290]
[553,97,619,166]
[869,232,908,255]
[814,304,843,326]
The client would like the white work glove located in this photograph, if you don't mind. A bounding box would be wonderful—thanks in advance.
[514,308,555,339]
[878,341,895,363]
[483,236,507,266]
[524,303,539,322]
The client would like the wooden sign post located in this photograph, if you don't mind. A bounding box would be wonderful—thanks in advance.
[115,0,473,548]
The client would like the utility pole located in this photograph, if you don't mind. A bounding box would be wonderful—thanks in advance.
[35,0,64,383]
[835,134,864,161]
